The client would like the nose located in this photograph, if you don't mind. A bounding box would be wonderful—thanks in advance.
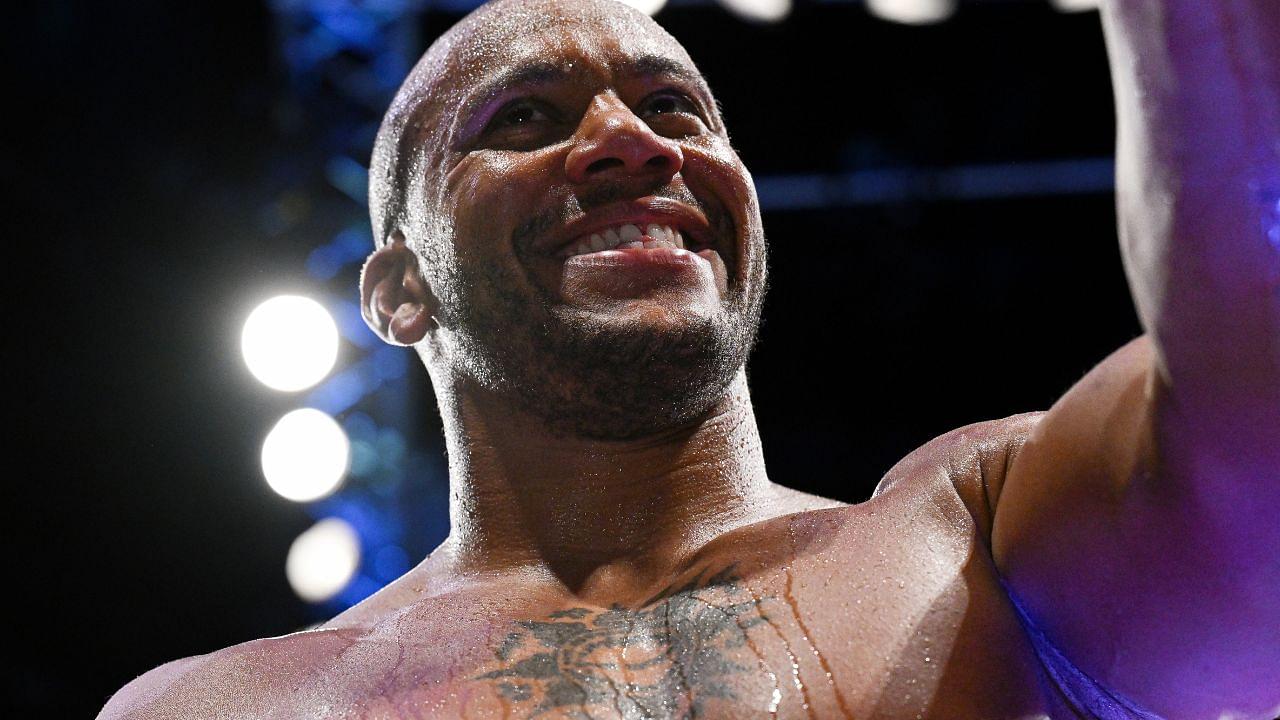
[565,95,684,185]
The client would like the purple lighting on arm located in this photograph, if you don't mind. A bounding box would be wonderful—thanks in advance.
[1267,196,1280,250]
[1253,180,1280,287]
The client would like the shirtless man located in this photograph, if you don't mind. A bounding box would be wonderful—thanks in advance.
[99,0,1278,717]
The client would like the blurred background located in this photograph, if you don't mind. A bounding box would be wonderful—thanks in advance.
[8,0,1140,714]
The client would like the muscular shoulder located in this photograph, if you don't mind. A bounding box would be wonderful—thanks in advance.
[96,627,364,720]
[870,412,1045,541]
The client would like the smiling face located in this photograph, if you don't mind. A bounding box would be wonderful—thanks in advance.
[369,0,768,439]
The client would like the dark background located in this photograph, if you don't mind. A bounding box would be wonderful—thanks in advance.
[9,0,1140,714]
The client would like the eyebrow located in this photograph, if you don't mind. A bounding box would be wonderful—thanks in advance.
[453,53,715,140]
[625,54,708,90]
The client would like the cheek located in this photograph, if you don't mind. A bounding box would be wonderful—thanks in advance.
[446,154,526,260]
[447,151,564,242]
[443,152,570,302]
[685,138,760,230]
[451,154,515,215]
[681,138,764,290]
[705,138,755,197]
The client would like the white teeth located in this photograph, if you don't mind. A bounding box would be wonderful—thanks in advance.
[642,239,677,249]
[564,222,691,257]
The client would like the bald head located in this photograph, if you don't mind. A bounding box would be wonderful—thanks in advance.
[368,0,709,248]
[359,0,765,439]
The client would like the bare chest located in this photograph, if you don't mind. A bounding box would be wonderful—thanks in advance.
[273,505,1061,719]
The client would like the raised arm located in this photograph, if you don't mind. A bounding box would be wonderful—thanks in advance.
[1111,0,1279,420]
[990,2,1279,718]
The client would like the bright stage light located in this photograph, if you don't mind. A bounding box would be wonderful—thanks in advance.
[866,0,956,25]
[718,0,791,23]
[261,408,350,502]
[616,0,667,16]
[1048,0,1099,12]
[241,295,339,392]
[285,517,361,603]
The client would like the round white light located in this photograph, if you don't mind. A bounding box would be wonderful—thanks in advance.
[615,0,667,16]
[241,295,339,392]
[1048,0,1099,12]
[285,518,361,603]
[718,0,791,23]
[261,408,350,502]
[866,0,956,25]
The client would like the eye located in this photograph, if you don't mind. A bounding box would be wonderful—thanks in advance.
[474,99,567,150]
[640,91,701,118]
[489,100,552,130]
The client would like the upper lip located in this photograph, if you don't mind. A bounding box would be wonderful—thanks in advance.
[536,197,717,257]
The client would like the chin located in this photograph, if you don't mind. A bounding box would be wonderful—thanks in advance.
[563,288,727,327]
[597,304,724,333]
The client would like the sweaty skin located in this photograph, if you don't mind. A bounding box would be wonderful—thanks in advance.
[99,1,1279,718]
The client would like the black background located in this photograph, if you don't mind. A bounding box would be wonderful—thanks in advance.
[9,1,1139,714]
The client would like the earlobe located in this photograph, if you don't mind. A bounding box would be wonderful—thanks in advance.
[359,234,437,347]
[388,295,432,345]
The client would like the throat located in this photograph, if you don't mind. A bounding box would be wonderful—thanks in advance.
[439,372,781,588]
[454,461,774,594]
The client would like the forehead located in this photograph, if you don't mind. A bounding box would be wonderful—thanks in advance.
[417,0,700,120]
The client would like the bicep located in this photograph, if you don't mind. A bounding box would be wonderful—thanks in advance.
[991,335,1280,718]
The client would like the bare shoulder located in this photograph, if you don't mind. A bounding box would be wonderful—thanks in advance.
[96,626,365,720]
[869,411,1046,539]
[715,411,1047,577]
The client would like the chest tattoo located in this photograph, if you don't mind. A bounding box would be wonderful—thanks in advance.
[473,565,771,718]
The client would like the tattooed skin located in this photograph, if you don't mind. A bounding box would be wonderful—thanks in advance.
[474,566,770,719]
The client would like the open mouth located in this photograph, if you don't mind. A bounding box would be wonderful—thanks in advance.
[557,222,705,258]
[533,199,736,297]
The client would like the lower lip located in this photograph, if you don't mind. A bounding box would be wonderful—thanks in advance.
[559,246,725,299]
[563,246,710,269]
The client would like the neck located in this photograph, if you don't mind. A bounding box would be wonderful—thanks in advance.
[428,368,782,596]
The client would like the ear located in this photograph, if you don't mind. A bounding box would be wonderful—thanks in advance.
[359,232,437,346]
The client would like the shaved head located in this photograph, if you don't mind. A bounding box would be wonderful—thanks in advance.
[362,0,768,439]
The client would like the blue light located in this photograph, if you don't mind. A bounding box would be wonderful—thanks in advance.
[333,573,383,608]
[348,439,378,477]
[375,427,407,466]
[325,156,370,205]
[372,345,408,381]
[342,411,379,443]
[753,157,1116,211]
[312,493,402,546]
[267,0,436,619]
[305,364,370,416]
[312,7,380,51]
[334,298,378,348]
[373,545,411,581]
